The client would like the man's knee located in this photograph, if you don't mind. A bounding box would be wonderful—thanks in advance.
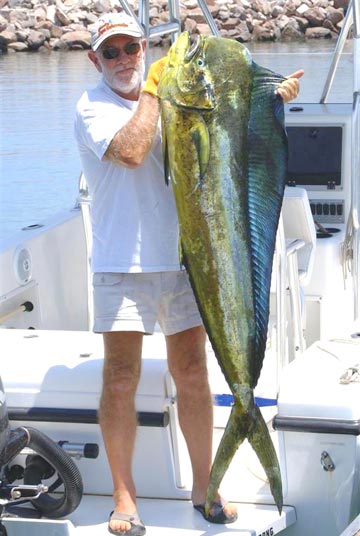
[170,354,209,389]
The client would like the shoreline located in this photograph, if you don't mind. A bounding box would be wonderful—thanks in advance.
[0,0,350,53]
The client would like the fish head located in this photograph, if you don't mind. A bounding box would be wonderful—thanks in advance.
[159,32,216,111]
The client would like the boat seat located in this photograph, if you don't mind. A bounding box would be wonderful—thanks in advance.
[1,329,191,500]
[282,186,317,287]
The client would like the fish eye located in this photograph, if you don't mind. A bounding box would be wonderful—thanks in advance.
[185,35,200,62]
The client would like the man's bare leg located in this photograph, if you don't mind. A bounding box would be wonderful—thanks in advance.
[166,326,237,518]
[99,331,143,533]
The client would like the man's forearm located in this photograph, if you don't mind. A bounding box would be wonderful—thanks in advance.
[105,92,160,168]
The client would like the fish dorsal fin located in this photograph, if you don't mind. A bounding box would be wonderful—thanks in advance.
[247,62,288,384]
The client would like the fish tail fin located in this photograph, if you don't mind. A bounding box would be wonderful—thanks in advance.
[248,404,283,514]
[205,398,283,515]
[205,403,249,515]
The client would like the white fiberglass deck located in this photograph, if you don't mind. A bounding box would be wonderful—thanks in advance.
[3,495,296,536]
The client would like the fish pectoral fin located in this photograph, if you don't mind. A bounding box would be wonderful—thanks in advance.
[178,240,185,267]
[190,120,210,183]
[160,115,170,186]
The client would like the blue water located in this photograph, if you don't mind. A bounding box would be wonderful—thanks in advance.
[0,40,353,241]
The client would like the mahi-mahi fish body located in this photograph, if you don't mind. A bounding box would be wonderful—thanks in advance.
[158,32,288,514]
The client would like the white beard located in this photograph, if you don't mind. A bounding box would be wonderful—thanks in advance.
[105,60,145,96]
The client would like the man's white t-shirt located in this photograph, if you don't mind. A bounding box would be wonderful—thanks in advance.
[74,79,181,273]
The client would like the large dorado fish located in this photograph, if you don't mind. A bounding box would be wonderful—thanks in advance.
[158,32,287,515]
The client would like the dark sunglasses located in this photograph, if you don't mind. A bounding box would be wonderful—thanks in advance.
[101,42,141,60]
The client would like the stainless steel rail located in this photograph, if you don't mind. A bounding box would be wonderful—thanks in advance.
[321,0,360,320]
[320,1,354,104]
[0,301,33,325]
[352,0,360,319]
[118,0,220,71]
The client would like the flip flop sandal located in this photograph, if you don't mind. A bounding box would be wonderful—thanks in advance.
[108,511,146,536]
[193,501,238,524]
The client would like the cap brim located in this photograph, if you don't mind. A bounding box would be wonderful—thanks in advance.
[92,28,144,51]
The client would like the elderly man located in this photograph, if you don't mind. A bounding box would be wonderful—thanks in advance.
[74,12,302,536]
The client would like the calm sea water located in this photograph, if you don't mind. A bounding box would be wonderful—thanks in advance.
[0,40,353,241]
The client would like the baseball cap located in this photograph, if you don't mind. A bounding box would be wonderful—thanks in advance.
[91,12,144,51]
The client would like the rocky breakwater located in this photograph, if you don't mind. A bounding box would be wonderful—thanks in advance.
[0,0,350,53]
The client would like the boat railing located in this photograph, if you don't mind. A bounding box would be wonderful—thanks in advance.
[322,0,360,320]
[0,301,34,325]
[77,172,94,331]
[319,0,354,104]
[352,0,359,318]
[118,0,220,70]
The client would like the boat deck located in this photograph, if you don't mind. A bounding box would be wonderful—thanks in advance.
[3,495,296,536]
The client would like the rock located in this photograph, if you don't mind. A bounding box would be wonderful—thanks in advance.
[230,5,246,20]
[183,0,198,8]
[304,6,326,26]
[196,22,213,35]
[39,42,52,52]
[93,0,111,13]
[52,36,68,48]
[15,28,28,41]
[284,0,299,16]
[323,18,336,31]
[0,14,6,30]
[60,28,91,48]
[186,7,205,23]
[252,20,281,40]
[47,4,56,23]
[326,6,343,25]
[10,8,35,28]
[272,5,284,17]
[333,0,348,8]
[276,14,291,31]
[252,0,271,15]
[27,28,46,49]
[0,28,16,44]
[0,0,347,52]
[8,40,28,50]
[221,17,241,30]
[305,26,332,38]
[296,3,309,15]
[217,7,229,21]
[50,22,65,38]
[55,6,71,26]
[34,5,47,22]
[281,19,303,39]
[234,20,251,41]
[183,16,197,34]
[8,0,22,7]
[294,15,309,31]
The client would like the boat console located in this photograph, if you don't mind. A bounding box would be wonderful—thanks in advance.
[284,103,354,344]
[285,103,351,228]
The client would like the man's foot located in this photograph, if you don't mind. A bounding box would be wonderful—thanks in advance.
[108,511,146,535]
[192,493,237,524]
[193,501,238,524]
[109,492,140,534]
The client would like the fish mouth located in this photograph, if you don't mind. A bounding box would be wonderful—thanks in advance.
[185,34,201,62]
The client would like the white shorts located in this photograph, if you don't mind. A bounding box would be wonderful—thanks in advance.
[92,271,203,335]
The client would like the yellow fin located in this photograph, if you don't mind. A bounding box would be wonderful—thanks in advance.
[190,119,210,180]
